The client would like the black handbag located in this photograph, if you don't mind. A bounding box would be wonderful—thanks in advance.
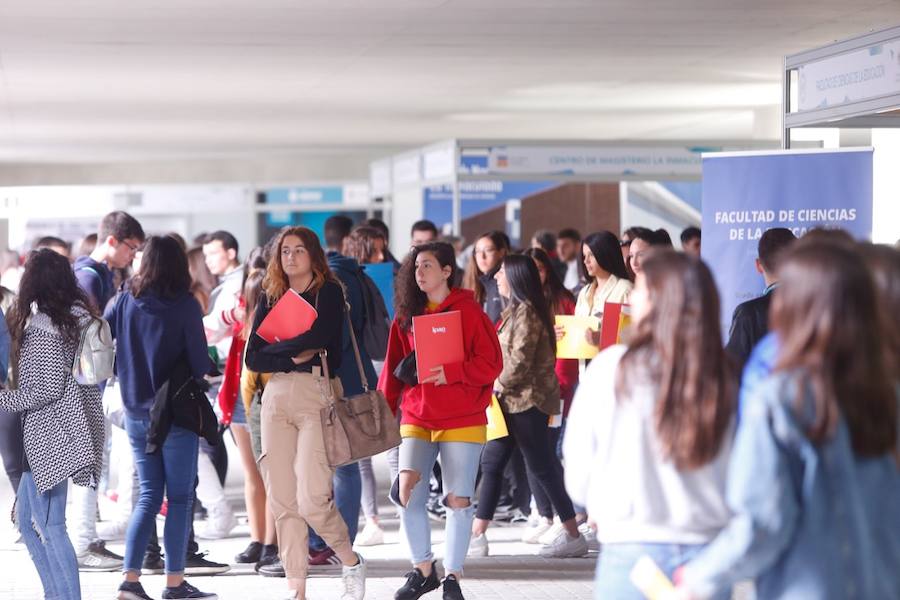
[392,351,418,387]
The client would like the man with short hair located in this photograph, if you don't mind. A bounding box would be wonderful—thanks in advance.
[532,229,566,281]
[556,228,582,291]
[680,226,702,257]
[725,227,797,369]
[35,235,72,260]
[71,211,144,572]
[74,211,145,311]
[410,219,438,246]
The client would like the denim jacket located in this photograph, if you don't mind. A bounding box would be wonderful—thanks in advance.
[683,371,900,600]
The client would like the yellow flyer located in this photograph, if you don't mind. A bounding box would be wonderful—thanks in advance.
[555,315,601,359]
[486,395,508,440]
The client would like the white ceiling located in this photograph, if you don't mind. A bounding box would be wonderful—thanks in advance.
[1,0,899,164]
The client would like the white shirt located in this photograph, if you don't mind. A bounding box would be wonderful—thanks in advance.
[563,259,580,291]
[563,345,733,545]
[203,266,243,360]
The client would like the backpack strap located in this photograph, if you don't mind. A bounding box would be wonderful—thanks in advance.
[76,265,108,306]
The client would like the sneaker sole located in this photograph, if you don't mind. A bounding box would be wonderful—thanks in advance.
[395,579,440,600]
[258,569,286,578]
[118,592,153,600]
[78,564,122,572]
[184,566,231,576]
[162,595,218,600]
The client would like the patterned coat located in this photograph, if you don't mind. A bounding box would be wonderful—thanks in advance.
[0,310,104,494]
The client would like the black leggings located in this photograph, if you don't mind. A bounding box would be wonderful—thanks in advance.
[530,427,564,519]
[476,406,575,523]
[0,411,24,493]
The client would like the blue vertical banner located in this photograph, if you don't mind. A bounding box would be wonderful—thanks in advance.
[702,148,873,334]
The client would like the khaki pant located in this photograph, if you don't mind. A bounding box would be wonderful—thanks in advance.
[259,370,352,579]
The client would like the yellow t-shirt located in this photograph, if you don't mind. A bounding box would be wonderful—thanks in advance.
[402,300,486,444]
[400,424,487,444]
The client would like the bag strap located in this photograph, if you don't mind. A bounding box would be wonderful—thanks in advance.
[316,285,370,393]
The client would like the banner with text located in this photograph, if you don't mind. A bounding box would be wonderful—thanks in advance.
[702,149,873,335]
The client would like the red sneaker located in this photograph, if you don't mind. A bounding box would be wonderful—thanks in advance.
[308,547,341,567]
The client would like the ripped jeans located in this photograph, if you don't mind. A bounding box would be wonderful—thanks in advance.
[392,437,483,574]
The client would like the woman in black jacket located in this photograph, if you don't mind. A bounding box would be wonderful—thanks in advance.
[244,226,366,600]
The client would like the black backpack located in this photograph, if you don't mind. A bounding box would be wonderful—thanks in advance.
[355,269,391,361]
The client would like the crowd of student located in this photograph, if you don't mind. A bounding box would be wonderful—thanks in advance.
[0,210,897,600]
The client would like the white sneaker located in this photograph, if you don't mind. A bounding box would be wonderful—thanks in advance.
[340,553,366,600]
[197,509,237,540]
[467,533,489,557]
[578,522,601,552]
[538,530,589,558]
[521,520,554,544]
[96,520,129,542]
[355,521,384,547]
[538,521,566,545]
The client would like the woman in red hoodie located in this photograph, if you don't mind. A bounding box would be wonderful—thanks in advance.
[379,241,502,600]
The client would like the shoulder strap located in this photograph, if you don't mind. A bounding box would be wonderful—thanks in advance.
[316,283,369,392]
[76,265,108,305]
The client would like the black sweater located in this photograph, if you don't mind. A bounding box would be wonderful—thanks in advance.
[244,280,343,376]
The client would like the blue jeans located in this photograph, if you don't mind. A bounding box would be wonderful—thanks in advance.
[595,543,729,600]
[309,462,362,551]
[392,437,483,574]
[123,416,199,575]
[17,471,81,600]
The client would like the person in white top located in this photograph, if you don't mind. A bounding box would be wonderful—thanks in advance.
[563,250,737,600]
[202,231,244,361]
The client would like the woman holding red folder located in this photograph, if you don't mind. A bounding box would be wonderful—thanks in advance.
[378,241,503,600]
[244,226,365,600]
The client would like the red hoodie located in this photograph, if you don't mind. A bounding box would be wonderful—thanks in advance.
[378,288,503,431]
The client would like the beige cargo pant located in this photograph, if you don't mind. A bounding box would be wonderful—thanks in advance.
[258,370,353,579]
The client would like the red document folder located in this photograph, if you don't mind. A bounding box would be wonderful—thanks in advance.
[599,302,631,350]
[255,290,318,343]
[413,311,464,381]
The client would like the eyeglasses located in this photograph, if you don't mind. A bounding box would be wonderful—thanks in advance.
[619,240,632,248]
[121,239,139,254]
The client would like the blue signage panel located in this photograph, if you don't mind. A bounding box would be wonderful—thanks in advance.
[702,149,873,335]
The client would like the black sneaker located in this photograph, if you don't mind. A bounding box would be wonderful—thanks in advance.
[254,545,279,572]
[184,551,230,576]
[142,554,165,575]
[117,580,156,600]
[161,581,218,599]
[442,574,464,600]
[258,557,286,578]
[395,561,440,600]
[234,541,263,564]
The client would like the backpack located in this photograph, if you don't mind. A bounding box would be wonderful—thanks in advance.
[73,317,115,385]
[355,270,391,361]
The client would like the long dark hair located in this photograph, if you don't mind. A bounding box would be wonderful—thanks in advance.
[580,230,630,283]
[772,241,896,457]
[502,255,556,356]
[616,250,735,470]
[462,230,510,304]
[262,226,335,304]
[131,236,192,300]
[395,242,458,330]
[522,247,574,314]
[8,249,96,371]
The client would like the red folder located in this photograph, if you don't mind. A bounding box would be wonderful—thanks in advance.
[413,311,464,381]
[255,290,318,343]
[600,302,631,350]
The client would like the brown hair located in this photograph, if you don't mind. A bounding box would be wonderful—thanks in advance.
[262,226,333,304]
[395,242,458,331]
[342,225,384,265]
[772,242,897,457]
[461,231,509,304]
[616,251,736,470]
[130,235,192,300]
